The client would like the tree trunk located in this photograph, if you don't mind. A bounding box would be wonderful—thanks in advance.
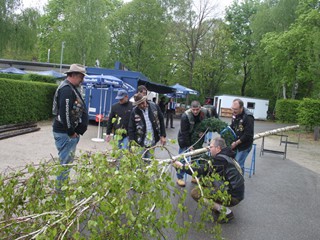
[282,83,287,99]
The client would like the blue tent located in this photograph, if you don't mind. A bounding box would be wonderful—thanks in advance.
[83,75,136,121]
[86,67,175,94]
[36,70,65,78]
[166,83,199,98]
[0,67,26,74]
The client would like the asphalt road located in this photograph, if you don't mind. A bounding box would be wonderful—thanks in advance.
[1,118,319,240]
[157,118,320,240]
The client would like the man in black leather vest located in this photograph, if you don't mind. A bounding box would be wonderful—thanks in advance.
[128,93,166,158]
[173,137,244,223]
[230,98,254,174]
[52,64,88,192]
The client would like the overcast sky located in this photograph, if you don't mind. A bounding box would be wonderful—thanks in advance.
[22,0,233,15]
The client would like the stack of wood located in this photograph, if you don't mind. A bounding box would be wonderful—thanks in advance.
[0,122,40,140]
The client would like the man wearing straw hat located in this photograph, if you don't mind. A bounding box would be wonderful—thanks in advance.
[128,92,166,158]
[52,64,88,192]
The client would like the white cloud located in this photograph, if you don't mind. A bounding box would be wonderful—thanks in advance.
[21,0,233,16]
[21,0,47,10]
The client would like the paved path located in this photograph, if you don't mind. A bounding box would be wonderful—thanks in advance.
[1,118,319,239]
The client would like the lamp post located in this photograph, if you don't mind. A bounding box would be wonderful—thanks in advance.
[47,49,50,63]
[59,41,65,73]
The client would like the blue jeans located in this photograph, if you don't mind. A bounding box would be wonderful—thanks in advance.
[53,132,79,190]
[204,132,213,144]
[117,136,129,149]
[176,147,189,180]
[235,145,252,174]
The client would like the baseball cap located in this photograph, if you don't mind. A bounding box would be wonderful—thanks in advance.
[115,89,128,100]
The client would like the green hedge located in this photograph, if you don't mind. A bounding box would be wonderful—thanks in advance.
[0,73,24,80]
[297,98,320,130]
[275,99,300,123]
[0,78,57,125]
[22,73,57,84]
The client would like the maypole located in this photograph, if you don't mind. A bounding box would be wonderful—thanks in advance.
[157,125,300,164]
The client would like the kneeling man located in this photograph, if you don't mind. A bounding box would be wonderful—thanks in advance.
[173,137,244,223]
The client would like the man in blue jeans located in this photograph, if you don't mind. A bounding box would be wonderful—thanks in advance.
[176,101,210,187]
[230,98,254,174]
[106,89,133,149]
[52,64,88,192]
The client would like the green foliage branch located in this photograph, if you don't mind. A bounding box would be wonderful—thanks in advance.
[191,118,234,149]
[0,129,230,239]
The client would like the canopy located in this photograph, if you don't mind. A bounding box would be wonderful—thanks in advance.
[36,70,65,78]
[166,83,199,98]
[0,67,26,74]
[86,67,175,94]
[84,75,136,93]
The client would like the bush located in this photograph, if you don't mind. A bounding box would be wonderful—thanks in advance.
[22,73,57,84]
[275,99,300,123]
[0,73,24,80]
[297,98,320,131]
[0,78,57,125]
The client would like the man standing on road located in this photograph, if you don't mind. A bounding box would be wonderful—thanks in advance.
[158,96,166,115]
[166,97,176,129]
[176,100,210,187]
[52,64,88,192]
[230,98,254,174]
[128,93,166,158]
[105,89,133,149]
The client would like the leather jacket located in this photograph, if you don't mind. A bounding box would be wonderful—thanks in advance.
[128,102,165,147]
[230,108,254,151]
[52,80,88,136]
[184,147,244,201]
[178,107,209,148]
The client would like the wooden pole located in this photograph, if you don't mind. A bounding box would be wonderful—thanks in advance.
[253,125,300,140]
[157,125,300,164]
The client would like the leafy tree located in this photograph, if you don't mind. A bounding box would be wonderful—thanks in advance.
[225,0,259,96]
[168,0,218,91]
[261,0,320,99]
[245,0,300,111]
[106,0,170,83]
[0,0,20,55]
[193,19,233,100]
[38,0,120,65]
[4,8,40,60]
[0,0,40,60]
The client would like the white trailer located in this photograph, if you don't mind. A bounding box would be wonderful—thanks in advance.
[213,95,269,120]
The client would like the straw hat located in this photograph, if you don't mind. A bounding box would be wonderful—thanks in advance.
[133,93,147,106]
[64,64,87,76]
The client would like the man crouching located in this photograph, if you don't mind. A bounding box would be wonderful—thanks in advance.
[173,137,244,223]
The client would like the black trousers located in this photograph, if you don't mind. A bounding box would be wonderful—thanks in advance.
[166,110,175,127]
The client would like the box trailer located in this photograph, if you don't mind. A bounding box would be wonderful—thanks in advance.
[213,95,269,120]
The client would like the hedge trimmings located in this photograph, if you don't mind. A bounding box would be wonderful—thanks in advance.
[191,118,236,149]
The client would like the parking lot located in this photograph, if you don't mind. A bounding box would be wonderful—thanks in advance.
[0,118,319,239]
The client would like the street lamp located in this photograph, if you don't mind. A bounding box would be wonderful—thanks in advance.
[59,41,65,73]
